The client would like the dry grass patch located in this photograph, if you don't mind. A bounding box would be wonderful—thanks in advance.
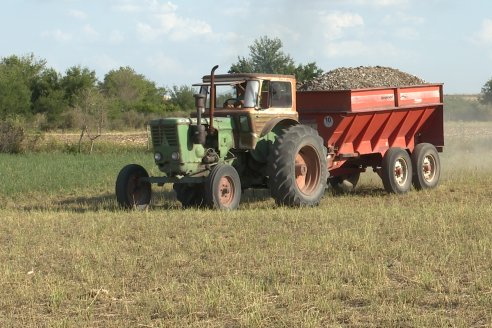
[0,122,491,327]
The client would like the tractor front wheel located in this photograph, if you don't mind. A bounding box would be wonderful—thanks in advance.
[205,164,241,210]
[269,125,328,206]
[381,148,412,194]
[115,164,151,209]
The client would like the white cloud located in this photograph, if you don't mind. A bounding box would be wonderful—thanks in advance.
[258,24,301,43]
[136,23,160,41]
[147,53,180,73]
[320,11,364,41]
[41,29,72,42]
[475,19,492,44]
[382,12,424,25]
[112,0,145,13]
[324,40,398,58]
[68,9,87,20]
[109,30,125,44]
[90,54,122,76]
[137,1,213,41]
[394,27,420,40]
[83,24,99,40]
[114,0,214,42]
[352,0,408,6]
[221,2,251,17]
[146,53,195,83]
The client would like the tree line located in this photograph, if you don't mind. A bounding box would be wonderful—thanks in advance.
[0,36,325,133]
[0,53,198,131]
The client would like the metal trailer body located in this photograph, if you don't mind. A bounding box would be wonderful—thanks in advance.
[296,84,444,183]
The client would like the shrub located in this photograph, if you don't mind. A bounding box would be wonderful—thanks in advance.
[0,121,25,153]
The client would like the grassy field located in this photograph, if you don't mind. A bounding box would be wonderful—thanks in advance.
[1,122,492,327]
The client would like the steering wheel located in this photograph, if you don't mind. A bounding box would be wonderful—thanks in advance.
[223,98,242,108]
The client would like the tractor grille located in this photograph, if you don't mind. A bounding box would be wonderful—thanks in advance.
[151,125,178,147]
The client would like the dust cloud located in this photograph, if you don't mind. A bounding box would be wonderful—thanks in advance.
[441,121,492,172]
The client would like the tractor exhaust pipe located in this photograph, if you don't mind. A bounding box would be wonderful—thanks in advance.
[193,93,206,145]
[208,65,219,135]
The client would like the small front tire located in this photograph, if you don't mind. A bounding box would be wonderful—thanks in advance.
[205,164,241,210]
[115,164,151,209]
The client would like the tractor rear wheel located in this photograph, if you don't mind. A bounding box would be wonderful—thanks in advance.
[269,125,327,206]
[173,183,205,208]
[381,148,412,194]
[115,164,151,209]
[411,143,440,190]
[329,172,360,194]
[205,164,241,210]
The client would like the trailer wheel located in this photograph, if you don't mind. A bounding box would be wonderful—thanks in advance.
[269,125,328,206]
[205,164,241,210]
[411,143,440,190]
[381,148,412,194]
[329,172,360,194]
[173,183,205,208]
[115,164,151,209]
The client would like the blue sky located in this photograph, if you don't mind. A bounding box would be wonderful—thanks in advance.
[1,0,492,94]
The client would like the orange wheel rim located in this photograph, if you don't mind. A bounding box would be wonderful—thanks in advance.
[295,145,321,195]
[218,176,235,206]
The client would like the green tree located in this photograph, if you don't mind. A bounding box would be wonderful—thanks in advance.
[61,66,98,106]
[0,64,32,119]
[101,66,166,114]
[480,78,492,105]
[168,85,195,111]
[294,62,324,83]
[32,68,68,126]
[229,36,323,82]
[229,36,295,74]
[0,54,47,119]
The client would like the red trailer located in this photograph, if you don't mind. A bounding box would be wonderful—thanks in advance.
[297,84,444,193]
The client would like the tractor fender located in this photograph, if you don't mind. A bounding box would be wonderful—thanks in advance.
[250,118,299,164]
[259,118,298,138]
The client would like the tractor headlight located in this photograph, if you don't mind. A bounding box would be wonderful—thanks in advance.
[171,152,180,161]
[154,152,162,161]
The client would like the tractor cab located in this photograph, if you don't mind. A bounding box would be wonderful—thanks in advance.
[193,73,298,150]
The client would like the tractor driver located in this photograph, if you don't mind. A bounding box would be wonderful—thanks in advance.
[223,82,246,108]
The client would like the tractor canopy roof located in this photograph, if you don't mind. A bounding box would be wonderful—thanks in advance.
[201,73,295,84]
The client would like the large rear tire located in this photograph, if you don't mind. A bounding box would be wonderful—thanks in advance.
[269,125,328,206]
[381,148,412,194]
[411,143,440,190]
[205,164,241,210]
[115,164,151,209]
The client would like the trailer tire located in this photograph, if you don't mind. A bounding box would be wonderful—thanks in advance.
[205,164,241,210]
[173,183,205,208]
[329,172,360,194]
[411,143,440,190]
[381,148,412,194]
[115,164,151,209]
[269,125,327,206]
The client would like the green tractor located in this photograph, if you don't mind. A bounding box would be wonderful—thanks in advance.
[116,65,328,210]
